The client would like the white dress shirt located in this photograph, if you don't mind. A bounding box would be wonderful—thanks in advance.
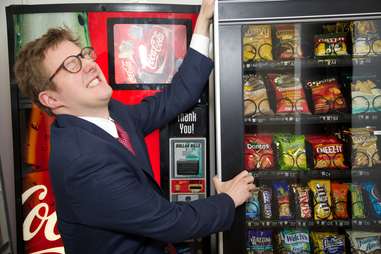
[80,34,210,136]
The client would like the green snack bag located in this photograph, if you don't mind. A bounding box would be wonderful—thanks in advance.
[350,183,366,219]
[278,228,310,253]
[274,134,308,171]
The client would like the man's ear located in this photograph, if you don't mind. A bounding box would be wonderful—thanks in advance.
[38,90,63,111]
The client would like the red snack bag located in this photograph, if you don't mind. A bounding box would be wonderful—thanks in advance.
[268,74,310,114]
[306,78,347,114]
[306,135,347,170]
[331,182,349,219]
[291,184,312,219]
[244,134,274,171]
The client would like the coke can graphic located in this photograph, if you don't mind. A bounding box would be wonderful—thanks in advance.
[113,23,187,85]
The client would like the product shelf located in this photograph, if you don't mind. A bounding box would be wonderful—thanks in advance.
[244,112,381,126]
[243,56,381,73]
[251,168,381,180]
[247,219,381,230]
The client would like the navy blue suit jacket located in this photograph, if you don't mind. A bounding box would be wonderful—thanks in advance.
[49,49,235,254]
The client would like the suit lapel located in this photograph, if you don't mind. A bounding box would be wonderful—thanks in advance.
[54,114,156,181]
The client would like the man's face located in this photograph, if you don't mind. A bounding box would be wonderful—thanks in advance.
[42,40,112,116]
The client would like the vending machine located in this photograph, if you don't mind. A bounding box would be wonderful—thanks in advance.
[214,0,381,253]
[6,3,211,254]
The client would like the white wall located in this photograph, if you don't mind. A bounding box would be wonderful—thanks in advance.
[0,0,201,253]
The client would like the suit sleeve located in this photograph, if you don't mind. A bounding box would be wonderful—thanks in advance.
[128,48,213,136]
[64,154,235,242]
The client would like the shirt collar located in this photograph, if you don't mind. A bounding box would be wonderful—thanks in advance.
[79,116,118,138]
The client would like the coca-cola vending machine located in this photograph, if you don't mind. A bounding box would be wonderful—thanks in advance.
[6,4,211,254]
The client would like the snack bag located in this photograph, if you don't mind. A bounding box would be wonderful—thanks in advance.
[309,180,333,220]
[277,228,310,253]
[244,134,274,171]
[323,22,351,34]
[291,184,312,219]
[273,181,293,220]
[274,134,308,171]
[274,24,303,60]
[244,74,273,116]
[347,231,381,253]
[268,74,310,114]
[306,135,347,170]
[350,183,366,219]
[306,78,347,114]
[246,190,261,220]
[363,182,381,218]
[314,33,349,57]
[311,232,346,254]
[247,229,274,254]
[331,182,349,219]
[243,25,273,62]
[260,185,273,220]
[351,20,381,57]
[344,128,381,168]
[351,79,381,114]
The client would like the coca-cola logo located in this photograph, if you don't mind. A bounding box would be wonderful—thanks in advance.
[22,184,64,254]
[147,30,165,70]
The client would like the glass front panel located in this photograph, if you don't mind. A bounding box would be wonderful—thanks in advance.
[242,19,381,253]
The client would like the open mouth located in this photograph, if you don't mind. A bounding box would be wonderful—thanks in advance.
[87,76,101,88]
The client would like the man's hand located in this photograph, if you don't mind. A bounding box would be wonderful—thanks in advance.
[194,0,215,37]
[213,170,256,208]
[199,0,214,21]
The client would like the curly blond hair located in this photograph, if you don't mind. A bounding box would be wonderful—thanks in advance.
[14,27,81,114]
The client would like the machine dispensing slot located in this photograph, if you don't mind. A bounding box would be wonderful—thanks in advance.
[188,184,202,193]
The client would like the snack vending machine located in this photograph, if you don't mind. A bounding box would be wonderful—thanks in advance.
[214,0,381,253]
[7,4,211,254]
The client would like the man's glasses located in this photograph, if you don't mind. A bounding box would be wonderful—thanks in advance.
[48,47,97,82]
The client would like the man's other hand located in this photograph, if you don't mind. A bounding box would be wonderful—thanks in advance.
[194,0,215,37]
[213,170,256,208]
[199,0,215,21]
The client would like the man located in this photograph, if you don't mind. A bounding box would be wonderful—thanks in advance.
[14,0,255,253]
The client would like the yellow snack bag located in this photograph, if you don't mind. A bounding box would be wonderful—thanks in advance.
[308,180,333,220]
[243,25,273,62]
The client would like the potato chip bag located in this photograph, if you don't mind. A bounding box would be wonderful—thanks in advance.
[351,79,381,114]
[351,20,381,57]
[243,25,273,62]
[314,33,348,57]
[277,228,310,254]
[344,128,381,168]
[306,78,347,114]
[311,232,346,254]
[309,180,333,220]
[268,74,310,114]
[331,182,349,219]
[244,134,274,171]
[274,134,308,171]
[306,135,347,170]
[243,74,273,116]
[274,24,303,60]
